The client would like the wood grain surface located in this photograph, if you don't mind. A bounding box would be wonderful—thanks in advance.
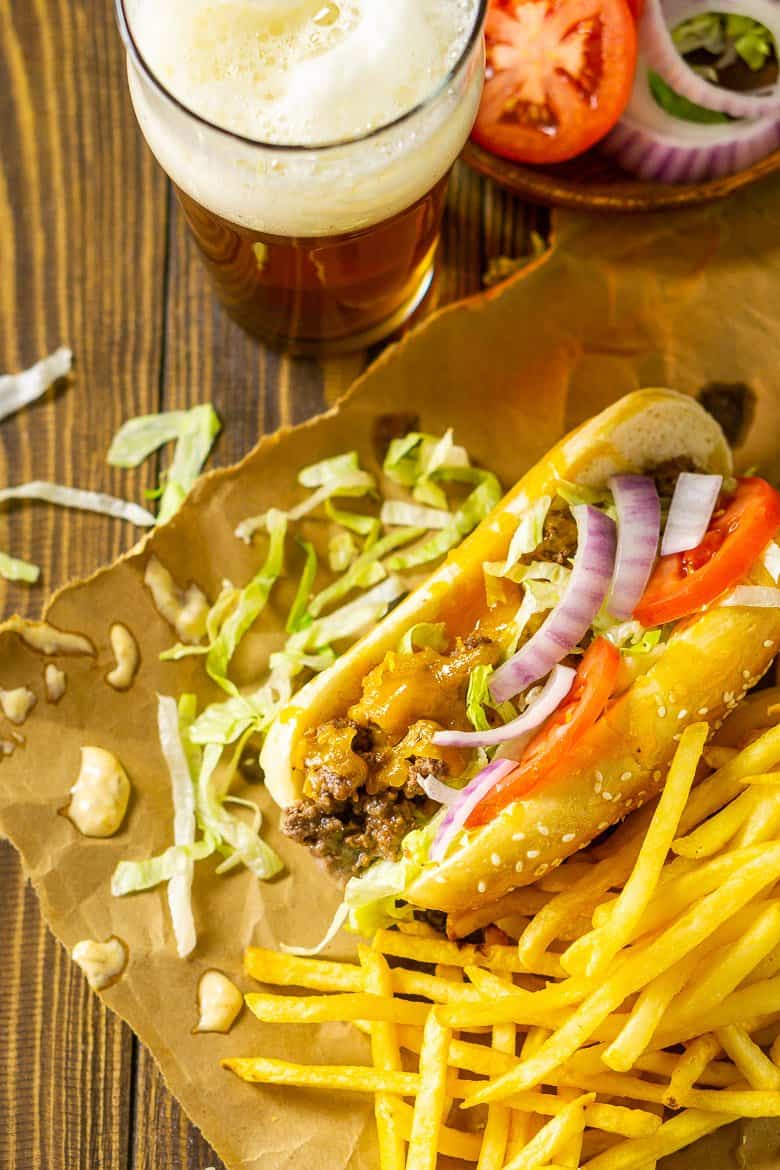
[0,1,544,1165]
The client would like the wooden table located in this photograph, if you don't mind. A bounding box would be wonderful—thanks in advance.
[0,2,545,1165]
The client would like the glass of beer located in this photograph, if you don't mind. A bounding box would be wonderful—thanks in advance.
[116,0,487,356]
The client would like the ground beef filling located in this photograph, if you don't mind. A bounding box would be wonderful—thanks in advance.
[282,635,501,877]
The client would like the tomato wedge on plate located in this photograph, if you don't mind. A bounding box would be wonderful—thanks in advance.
[467,637,620,827]
[472,0,638,165]
[635,477,780,628]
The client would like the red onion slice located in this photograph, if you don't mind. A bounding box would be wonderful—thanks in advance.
[429,758,516,863]
[643,0,780,120]
[661,472,723,556]
[432,665,576,750]
[603,60,780,184]
[607,476,661,621]
[419,775,460,806]
[489,505,617,704]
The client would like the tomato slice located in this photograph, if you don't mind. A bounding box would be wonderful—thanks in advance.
[467,637,621,827]
[472,0,638,165]
[634,478,780,628]
[626,0,644,18]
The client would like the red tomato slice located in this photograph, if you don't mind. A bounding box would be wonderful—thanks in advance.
[472,0,638,165]
[467,637,621,828]
[634,478,780,628]
[626,0,644,18]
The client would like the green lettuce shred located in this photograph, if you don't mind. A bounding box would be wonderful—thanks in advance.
[673,13,774,73]
[387,471,502,572]
[328,530,359,574]
[383,429,471,510]
[398,622,449,655]
[0,551,40,584]
[287,541,318,634]
[343,818,442,937]
[308,527,422,619]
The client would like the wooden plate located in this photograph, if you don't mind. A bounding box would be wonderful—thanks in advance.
[462,140,780,212]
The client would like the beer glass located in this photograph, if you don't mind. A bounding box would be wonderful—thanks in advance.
[116,1,487,356]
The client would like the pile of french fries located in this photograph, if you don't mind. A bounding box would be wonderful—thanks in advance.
[224,685,780,1170]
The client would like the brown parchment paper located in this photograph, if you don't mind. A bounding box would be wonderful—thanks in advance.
[1,174,780,1170]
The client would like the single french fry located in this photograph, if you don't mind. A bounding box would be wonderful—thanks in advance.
[373,928,564,978]
[448,888,553,939]
[714,687,780,747]
[390,1101,481,1161]
[565,725,706,978]
[434,963,462,983]
[467,844,780,1105]
[665,1035,722,1108]
[245,991,429,1027]
[538,860,597,891]
[672,788,757,859]
[677,724,780,836]
[715,1025,780,1090]
[222,1057,420,1096]
[739,773,780,785]
[505,1112,540,1162]
[603,957,696,1072]
[244,947,365,992]
[702,746,739,769]
[732,792,780,847]
[554,1085,583,1168]
[502,1093,661,1138]
[477,1021,516,1170]
[582,1110,736,1170]
[502,1094,593,1170]
[521,1026,552,1059]
[657,975,780,1048]
[684,1088,780,1115]
[398,919,440,938]
[434,987,573,1031]
[359,947,405,1170]
[668,902,780,1028]
[406,1011,451,1170]
[465,965,516,997]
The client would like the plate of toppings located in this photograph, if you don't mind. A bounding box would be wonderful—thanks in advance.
[464,0,780,211]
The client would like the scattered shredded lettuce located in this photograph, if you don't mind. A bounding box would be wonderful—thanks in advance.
[387,472,502,572]
[236,452,375,543]
[307,528,422,619]
[342,818,442,938]
[325,500,379,538]
[305,575,406,649]
[0,482,155,527]
[554,479,616,518]
[398,622,448,655]
[328,530,358,574]
[0,347,72,423]
[108,404,221,524]
[498,497,552,574]
[196,742,283,880]
[466,663,517,730]
[383,429,471,510]
[287,541,319,633]
[673,13,775,73]
[380,499,452,530]
[0,551,40,584]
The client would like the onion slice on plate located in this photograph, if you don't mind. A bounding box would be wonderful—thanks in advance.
[429,758,516,862]
[661,472,723,555]
[433,665,576,749]
[642,0,780,120]
[607,476,661,620]
[603,59,780,183]
[489,505,617,704]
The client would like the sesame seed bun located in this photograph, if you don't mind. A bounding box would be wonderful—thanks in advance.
[261,389,780,911]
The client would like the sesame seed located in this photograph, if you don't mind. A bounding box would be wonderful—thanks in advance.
[764,640,775,649]
[743,669,752,680]
[562,833,576,843]
[534,865,548,878]
[723,692,734,704]
[638,790,647,800]
[512,832,526,842]
[652,770,662,781]
[673,732,681,741]
[657,706,667,718]
[603,792,614,801]
[595,770,604,782]
[697,707,708,716]
[491,853,502,867]
[538,824,550,837]
[678,709,688,720]
[594,781,603,794]
[598,821,609,830]
[515,860,524,873]
[620,771,632,782]
[477,880,487,894]
[527,849,540,860]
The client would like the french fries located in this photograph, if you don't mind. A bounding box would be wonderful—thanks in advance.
[225,689,780,1169]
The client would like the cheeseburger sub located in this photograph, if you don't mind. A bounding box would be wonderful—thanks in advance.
[262,390,780,917]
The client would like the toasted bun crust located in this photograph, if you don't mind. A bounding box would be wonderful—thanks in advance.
[260,390,780,911]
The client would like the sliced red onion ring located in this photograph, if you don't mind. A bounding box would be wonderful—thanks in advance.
[661,472,723,556]
[643,0,780,120]
[607,476,661,621]
[429,758,516,863]
[603,60,780,184]
[432,665,576,750]
[419,774,460,806]
[489,505,617,705]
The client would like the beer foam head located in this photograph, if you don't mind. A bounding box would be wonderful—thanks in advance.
[127,0,478,146]
[123,0,484,236]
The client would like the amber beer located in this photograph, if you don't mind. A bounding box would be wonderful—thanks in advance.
[117,0,486,356]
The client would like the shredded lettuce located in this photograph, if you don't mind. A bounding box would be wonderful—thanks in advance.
[601,621,663,656]
[328,530,358,574]
[398,622,448,655]
[236,452,375,543]
[343,818,442,937]
[206,510,288,693]
[466,664,494,732]
[499,497,552,573]
[387,472,502,572]
[673,13,774,73]
[0,482,155,527]
[287,541,318,633]
[111,839,215,897]
[305,575,406,649]
[0,347,72,423]
[383,429,471,510]
[764,541,780,585]
[380,499,452,530]
[0,551,40,584]
[307,527,422,619]
[325,500,379,538]
[648,70,732,125]
[108,404,221,524]
[196,742,283,880]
